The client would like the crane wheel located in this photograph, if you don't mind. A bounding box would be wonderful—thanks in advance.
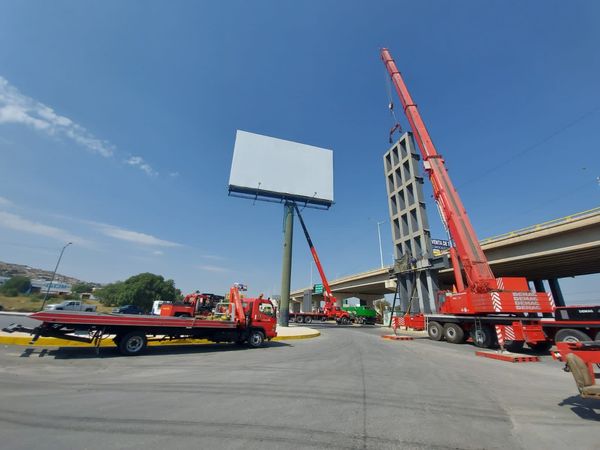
[555,329,591,343]
[118,331,147,356]
[247,330,265,348]
[443,323,465,344]
[427,322,444,341]
[470,326,494,348]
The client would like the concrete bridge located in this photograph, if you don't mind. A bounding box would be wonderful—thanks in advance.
[290,207,600,308]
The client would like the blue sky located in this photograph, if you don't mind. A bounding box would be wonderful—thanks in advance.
[0,1,598,302]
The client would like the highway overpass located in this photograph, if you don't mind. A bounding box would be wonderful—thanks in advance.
[290,207,600,307]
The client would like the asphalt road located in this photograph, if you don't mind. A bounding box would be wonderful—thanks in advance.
[0,324,599,449]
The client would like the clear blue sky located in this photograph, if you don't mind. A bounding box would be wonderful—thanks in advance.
[0,1,598,302]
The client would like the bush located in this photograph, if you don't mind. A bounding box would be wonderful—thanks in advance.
[3,288,19,297]
[0,276,31,295]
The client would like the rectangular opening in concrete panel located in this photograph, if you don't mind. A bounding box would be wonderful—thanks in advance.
[403,160,411,181]
[398,189,406,210]
[392,146,399,166]
[393,218,401,240]
[396,243,403,257]
[394,168,403,188]
[410,208,419,231]
[407,183,415,206]
[390,194,398,215]
[413,235,423,256]
[399,139,408,159]
[385,153,392,172]
[387,174,395,193]
[401,213,409,236]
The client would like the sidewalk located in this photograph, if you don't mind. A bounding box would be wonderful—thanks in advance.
[0,324,320,348]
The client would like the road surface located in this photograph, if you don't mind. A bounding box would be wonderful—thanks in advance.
[0,323,598,449]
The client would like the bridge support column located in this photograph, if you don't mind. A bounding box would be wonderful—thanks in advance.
[548,278,566,307]
[532,280,545,293]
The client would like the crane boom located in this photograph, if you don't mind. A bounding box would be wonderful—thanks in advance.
[293,204,334,302]
[381,48,495,293]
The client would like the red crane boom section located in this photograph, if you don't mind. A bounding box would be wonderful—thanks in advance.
[381,48,495,293]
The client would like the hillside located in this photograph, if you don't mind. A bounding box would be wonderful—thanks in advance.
[0,261,97,286]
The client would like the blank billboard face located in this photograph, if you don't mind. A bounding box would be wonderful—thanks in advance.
[229,130,334,206]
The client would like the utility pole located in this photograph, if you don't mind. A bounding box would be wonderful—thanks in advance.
[377,221,385,268]
[40,242,72,311]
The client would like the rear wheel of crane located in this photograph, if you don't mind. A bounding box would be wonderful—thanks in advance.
[443,323,465,344]
[555,329,591,343]
[470,326,494,348]
[118,331,147,356]
[247,330,265,348]
[295,315,304,324]
[503,340,525,352]
[304,316,313,324]
[427,322,444,341]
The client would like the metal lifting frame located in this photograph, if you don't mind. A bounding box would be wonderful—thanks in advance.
[381,48,495,293]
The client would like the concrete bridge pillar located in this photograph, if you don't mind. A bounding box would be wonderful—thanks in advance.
[548,278,566,307]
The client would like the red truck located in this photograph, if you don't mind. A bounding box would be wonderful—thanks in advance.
[382,48,600,351]
[3,286,277,356]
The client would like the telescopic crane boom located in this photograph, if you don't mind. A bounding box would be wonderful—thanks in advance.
[381,48,494,294]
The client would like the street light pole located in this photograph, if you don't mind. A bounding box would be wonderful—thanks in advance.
[40,242,72,311]
[377,221,385,268]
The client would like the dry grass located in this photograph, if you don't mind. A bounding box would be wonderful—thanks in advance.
[0,296,111,313]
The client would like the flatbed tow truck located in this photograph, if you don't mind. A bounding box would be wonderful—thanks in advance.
[3,285,277,356]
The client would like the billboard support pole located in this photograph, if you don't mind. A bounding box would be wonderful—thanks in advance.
[278,201,294,326]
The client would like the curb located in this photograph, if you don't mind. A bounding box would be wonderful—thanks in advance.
[0,331,321,348]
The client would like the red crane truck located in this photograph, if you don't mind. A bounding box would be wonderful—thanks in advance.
[381,48,600,351]
[3,285,277,356]
[288,204,352,325]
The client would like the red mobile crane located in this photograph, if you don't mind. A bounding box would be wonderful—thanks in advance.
[381,48,600,350]
[287,204,352,325]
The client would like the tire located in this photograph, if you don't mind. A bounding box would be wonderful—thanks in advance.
[555,328,591,343]
[304,316,313,324]
[470,326,495,348]
[528,341,553,353]
[427,322,444,341]
[321,316,328,322]
[247,330,265,348]
[443,323,465,344]
[295,315,304,324]
[504,340,525,352]
[118,331,147,356]
[342,317,350,325]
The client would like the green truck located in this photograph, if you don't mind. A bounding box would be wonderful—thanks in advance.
[342,305,377,325]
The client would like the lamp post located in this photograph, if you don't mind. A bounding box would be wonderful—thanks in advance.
[377,221,385,268]
[40,242,72,311]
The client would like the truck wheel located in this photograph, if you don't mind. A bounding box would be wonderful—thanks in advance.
[527,341,552,353]
[427,322,444,341]
[470,326,494,348]
[247,330,265,348]
[555,329,591,343]
[321,316,328,322]
[304,316,313,324]
[342,317,350,325]
[118,331,147,356]
[295,316,304,324]
[504,340,525,352]
[443,323,465,344]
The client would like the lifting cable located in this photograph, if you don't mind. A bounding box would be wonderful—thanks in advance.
[384,69,402,144]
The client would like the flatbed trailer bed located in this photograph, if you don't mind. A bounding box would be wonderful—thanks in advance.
[3,297,277,356]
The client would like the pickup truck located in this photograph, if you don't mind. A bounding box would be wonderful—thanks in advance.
[45,300,96,312]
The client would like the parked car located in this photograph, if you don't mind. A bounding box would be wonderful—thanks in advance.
[45,300,96,312]
[112,305,145,315]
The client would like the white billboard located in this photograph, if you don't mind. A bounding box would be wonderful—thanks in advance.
[229,130,334,206]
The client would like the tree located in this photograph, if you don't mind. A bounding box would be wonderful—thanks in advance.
[0,276,31,296]
[95,273,181,310]
[71,282,95,294]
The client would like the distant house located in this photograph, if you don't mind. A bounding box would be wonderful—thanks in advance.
[30,279,72,295]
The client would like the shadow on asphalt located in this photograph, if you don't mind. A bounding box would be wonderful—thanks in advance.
[17,341,291,360]
[559,395,600,421]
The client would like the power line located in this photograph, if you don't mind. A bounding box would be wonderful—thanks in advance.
[458,105,600,188]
